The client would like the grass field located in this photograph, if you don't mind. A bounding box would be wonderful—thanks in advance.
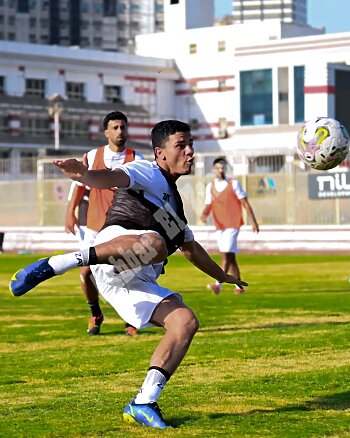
[1,253,350,437]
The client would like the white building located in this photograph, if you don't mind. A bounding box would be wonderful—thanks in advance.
[232,0,307,25]
[0,40,178,175]
[136,0,350,173]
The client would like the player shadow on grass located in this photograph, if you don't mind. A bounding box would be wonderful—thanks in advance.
[208,390,350,419]
[199,320,350,333]
[97,327,162,336]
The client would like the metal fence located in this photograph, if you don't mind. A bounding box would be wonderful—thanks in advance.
[0,155,349,227]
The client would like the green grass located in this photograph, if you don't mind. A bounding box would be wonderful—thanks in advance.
[1,253,350,437]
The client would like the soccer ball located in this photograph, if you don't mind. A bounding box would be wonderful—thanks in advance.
[296,117,350,170]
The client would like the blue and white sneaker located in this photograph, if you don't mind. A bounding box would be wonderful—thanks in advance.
[9,258,55,297]
[123,401,169,429]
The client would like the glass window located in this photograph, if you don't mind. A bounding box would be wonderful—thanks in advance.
[240,69,273,126]
[61,119,87,138]
[25,78,46,98]
[218,40,226,52]
[22,118,49,136]
[104,85,122,103]
[66,81,85,101]
[0,76,4,94]
[93,1,103,12]
[294,66,304,123]
[189,43,197,54]
[80,2,89,12]
[117,2,126,13]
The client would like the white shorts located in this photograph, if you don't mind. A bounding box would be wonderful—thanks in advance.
[216,228,240,253]
[90,225,180,329]
[77,226,98,249]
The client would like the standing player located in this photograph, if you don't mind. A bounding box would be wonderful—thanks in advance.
[10,120,247,429]
[201,157,259,295]
[65,111,143,336]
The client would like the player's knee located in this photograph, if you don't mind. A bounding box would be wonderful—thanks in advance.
[154,235,168,261]
[141,233,168,262]
[180,311,199,338]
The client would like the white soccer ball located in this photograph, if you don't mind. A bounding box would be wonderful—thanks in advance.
[296,117,350,170]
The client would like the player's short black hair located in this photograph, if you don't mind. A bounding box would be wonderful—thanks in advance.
[213,157,227,166]
[151,120,191,151]
[103,111,128,130]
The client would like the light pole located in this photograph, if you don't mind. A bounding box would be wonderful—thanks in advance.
[48,93,63,151]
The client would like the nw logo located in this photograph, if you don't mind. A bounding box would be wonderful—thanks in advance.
[162,193,171,202]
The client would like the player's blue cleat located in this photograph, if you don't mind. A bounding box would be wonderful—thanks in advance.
[9,258,55,297]
[123,401,169,429]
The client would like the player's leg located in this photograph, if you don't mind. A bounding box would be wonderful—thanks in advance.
[207,230,225,294]
[9,228,167,297]
[124,295,199,428]
[79,266,104,336]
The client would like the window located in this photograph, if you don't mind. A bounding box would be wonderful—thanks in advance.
[8,15,15,25]
[240,69,273,126]
[80,2,89,12]
[66,81,85,101]
[93,37,102,47]
[22,117,49,136]
[104,85,122,103]
[117,2,126,13]
[93,1,103,13]
[25,78,45,98]
[0,76,4,94]
[29,17,36,27]
[294,66,304,123]
[189,43,197,54]
[61,119,86,138]
[218,40,226,52]
[8,32,15,40]
[29,34,36,43]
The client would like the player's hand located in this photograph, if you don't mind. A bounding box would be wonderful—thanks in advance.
[65,214,79,234]
[220,273,248,289]
[53,159,88,182]
[200,214,207,223]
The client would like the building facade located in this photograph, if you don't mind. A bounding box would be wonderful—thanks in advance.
[232,0,307,25]
[1,0,350,179]
[0,0,164,52]
[0,40,178,176]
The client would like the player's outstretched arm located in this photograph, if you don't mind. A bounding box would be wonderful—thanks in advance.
[180,240,248,289]
[53,159,130,189]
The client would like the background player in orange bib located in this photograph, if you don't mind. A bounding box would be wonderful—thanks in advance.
[201,157,259,295]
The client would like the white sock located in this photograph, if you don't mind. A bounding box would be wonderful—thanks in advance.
[215,280,222,289]
[133,368,168,404]
[48,249,90,275]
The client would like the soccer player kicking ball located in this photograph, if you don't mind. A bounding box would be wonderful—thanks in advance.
[10,120,247,429]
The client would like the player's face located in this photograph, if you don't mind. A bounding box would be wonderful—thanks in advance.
[105,119,128,149]
[213,162,227,179]
[156,131,194,177]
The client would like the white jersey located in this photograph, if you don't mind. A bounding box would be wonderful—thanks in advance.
[116,159,194,243]
[67,146,144,199]
[86,145,144,170]
[204,177,247,205]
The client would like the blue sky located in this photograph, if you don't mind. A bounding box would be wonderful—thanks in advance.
[215,0,350,34]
